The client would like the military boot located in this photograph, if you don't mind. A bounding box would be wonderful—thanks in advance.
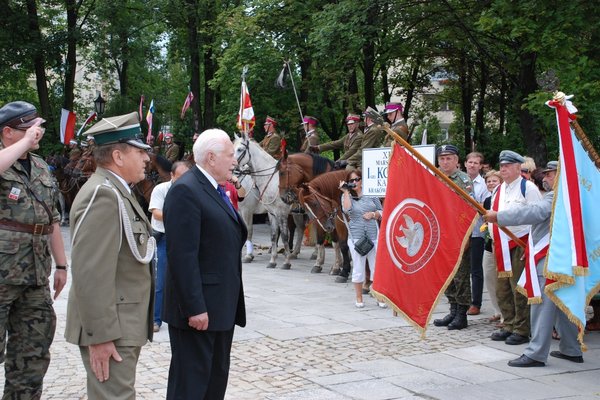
[433,303,457,327]
[448,305,468,330]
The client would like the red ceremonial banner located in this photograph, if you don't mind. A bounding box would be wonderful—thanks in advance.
[371,143,478,335]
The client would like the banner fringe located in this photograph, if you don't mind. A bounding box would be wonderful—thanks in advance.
[544,286,587,352]
[498,271,513,278]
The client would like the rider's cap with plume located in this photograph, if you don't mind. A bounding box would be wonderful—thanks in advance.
[265,116,277,126]
[302,116,319,126]
[382,102,403,115]
[85,112,150,150]
[346,114,361,124]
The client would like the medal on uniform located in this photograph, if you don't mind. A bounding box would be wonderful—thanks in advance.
[8,187,21,201]
[139,233,146,245]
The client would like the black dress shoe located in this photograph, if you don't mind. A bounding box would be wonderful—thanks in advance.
[508,354,545,368]
[505,333,530,345]
[550,351,584,363]
[490,329,511,341]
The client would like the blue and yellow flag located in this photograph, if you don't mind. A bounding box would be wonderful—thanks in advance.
[545,96,600,349]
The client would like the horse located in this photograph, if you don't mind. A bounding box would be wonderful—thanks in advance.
[133,152,172,217]
[46,153,82,225]
[296,170,351,276]
[233,133,294,269]
[235,168,267,262]
[278,154,350,275]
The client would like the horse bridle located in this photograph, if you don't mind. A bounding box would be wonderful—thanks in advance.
[235,136,280,203]
[303,185,338,232]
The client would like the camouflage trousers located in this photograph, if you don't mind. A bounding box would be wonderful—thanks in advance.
[444,246,472,306]
[0,284,56,400]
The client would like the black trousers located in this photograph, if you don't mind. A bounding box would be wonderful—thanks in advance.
[167,325,235,400]
[470,237,485,308]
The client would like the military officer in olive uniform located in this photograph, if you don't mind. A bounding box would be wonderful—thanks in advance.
[312,113,362,165]
[383,102,409,146]
[260,116,282,159]
[345,108,386,170]
[163,132,180,163]
[433,144,474,330]
[299,115,320,153]
[65,112,155,399]
[0,101,68,399]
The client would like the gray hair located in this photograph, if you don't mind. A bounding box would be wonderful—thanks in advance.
[193,129,231,166]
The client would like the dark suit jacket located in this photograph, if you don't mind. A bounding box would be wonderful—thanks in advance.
[162,167,247,331]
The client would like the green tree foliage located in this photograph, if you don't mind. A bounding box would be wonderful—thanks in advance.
[1,0,599,160]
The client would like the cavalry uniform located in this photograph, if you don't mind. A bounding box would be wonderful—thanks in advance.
[0,146,59,398]
[300,130,319,153]
[260,132,282,159]
[346,123,386,170]
[318,114,363,162]
[164,143,180,163]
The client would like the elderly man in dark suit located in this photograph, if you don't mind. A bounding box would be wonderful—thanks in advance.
[163,128,247,400]
[66,112,155,399]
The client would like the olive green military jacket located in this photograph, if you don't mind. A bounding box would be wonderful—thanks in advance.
[260,132,282,159]
[165,143,180,163]
[346,124,386,169]
[300,131,320,153]
[65,167,154,347]
[385,119,409,146]
[319,130,363,161]
[0,148,59,286]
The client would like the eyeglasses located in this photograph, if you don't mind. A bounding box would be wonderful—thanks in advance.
[348,177,361,183]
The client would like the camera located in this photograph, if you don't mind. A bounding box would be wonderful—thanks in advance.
[341,181,356,190]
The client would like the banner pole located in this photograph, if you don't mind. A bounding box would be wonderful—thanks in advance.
[380,122,526,248]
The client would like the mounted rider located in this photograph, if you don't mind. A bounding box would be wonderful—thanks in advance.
[259,116,282,160]
[299,116,320,153]
[312,113,363,168]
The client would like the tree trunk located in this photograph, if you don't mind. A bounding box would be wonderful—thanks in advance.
[499,74,507,134]
[63,0,78,111]
[25,0,53,136]
[202,46,216,129]
[403,56,423,120]
[517,51,546,166]
[474,59,488,148]
[458,52,473,153]
[187,0,202,131]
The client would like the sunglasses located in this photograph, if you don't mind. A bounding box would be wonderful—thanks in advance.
[521,169,530,174]
[348,177,361,183]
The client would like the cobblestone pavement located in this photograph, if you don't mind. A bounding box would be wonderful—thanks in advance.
[2,224,600,399]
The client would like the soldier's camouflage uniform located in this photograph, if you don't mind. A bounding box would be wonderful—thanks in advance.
[0,145,59,399]
[443,169,474,306]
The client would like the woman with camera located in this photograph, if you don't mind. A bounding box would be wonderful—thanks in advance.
[339,170,384,308]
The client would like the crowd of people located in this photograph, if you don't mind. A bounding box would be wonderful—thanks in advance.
[0,98,589,400]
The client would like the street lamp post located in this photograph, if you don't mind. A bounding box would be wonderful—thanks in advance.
[94,93,106,119]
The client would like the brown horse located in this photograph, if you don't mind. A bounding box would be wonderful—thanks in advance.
[133,152,172,217]
[278,154,350,277]
[47,153,93,225]
[278,153,334,205]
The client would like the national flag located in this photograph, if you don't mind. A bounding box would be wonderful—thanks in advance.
[420,128,428,145]
[146,99,155,144]
[516,232,549,304]
[75,112,97,139]
[139,95,144,121]
[371,143,478,334]
[545,97,600,348]
[237,81,255,133]
[180,91,194,119]
[59,109,76,145]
